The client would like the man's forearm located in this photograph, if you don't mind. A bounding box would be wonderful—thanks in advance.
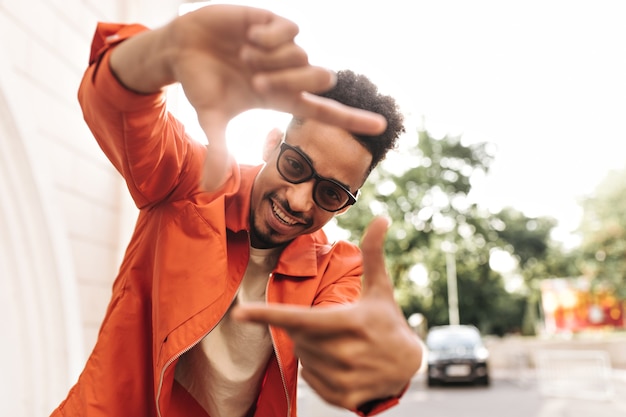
[109,24,176,94]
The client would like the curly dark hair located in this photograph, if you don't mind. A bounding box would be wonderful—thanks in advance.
[317,69,405,175]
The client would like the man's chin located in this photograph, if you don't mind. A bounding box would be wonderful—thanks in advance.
[250,226,288,249]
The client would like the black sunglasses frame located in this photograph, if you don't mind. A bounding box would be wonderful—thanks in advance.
[276,142,359,212]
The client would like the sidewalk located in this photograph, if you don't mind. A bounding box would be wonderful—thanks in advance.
[296,369,626,417]
[534,374,626,417]
[497,368,626,417]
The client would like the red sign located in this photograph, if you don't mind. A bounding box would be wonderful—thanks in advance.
[540,278,624,333]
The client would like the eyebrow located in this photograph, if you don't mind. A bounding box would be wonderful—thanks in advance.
[289,143,355,192]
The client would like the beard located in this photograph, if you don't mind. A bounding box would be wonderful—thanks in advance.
[249,218,279,249]
[248,193,312,249]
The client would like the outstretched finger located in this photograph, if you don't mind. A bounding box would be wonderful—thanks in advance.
[360,216,393,295]
[232,302,354,335]
[242,42,309,73]
[251,67,336,98]
[295,91,388,136]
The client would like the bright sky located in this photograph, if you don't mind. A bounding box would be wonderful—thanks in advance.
[178,0,626,247]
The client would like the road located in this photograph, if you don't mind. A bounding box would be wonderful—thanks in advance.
[297,370,626,417]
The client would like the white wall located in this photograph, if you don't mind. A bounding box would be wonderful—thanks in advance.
[0,0,183,415]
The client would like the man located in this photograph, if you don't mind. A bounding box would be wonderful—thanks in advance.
[52,4,422,417]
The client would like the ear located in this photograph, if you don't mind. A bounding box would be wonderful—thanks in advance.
[262,128,284,162]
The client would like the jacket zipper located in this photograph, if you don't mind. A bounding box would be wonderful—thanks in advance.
[155,287,241,417]
[267,271,292,417]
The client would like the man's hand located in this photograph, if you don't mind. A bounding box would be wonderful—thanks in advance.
[232,217,423,411]
[109,4,387,191]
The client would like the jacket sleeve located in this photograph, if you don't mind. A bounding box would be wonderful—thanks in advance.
[77,22,209,209]
[353,387,407,417]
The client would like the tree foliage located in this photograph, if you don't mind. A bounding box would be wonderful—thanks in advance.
[578,166,626,297]
[338,130,495,281]
[495,207,579,280]
[337,129,569,335]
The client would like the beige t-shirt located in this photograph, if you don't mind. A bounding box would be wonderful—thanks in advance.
[174,246,281,417]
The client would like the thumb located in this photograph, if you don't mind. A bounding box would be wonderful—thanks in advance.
[360,216,393,296]
[198,113,230,191]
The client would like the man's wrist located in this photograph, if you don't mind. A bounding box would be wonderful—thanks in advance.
[355,384,408,416]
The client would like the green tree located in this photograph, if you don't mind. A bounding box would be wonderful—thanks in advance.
[578,166,626,297]
[337,129,534,335]
[489,207,581,335]
[495,207,580,281]
[338,129,494,284]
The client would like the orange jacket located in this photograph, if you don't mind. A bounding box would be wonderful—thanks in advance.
[52,23,400,417]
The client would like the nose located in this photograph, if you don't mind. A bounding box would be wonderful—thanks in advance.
[285,180,316,213]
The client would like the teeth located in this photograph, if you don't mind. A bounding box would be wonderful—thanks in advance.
[273,202,297,225]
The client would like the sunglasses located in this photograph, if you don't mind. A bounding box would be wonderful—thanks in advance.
[276,142,358,212]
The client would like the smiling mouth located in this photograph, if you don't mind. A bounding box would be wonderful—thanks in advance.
[271,201,300,226]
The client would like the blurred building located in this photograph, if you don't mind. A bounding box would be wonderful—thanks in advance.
[0,1,191,416]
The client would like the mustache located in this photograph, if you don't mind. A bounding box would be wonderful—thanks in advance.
[269,193,311,225]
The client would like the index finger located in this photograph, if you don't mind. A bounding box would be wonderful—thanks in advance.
[232,302,354,335]
[299,92,388,136]
[252,71,388,136]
